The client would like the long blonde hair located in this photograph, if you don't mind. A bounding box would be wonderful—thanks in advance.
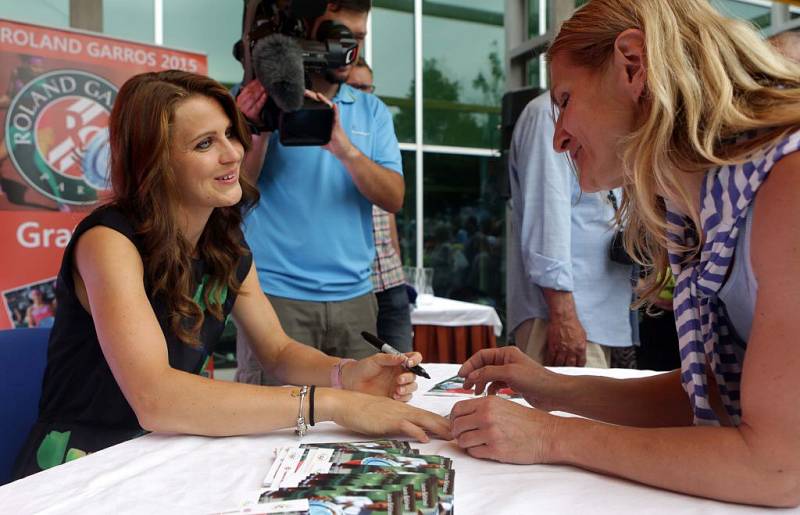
[547,0,800,304]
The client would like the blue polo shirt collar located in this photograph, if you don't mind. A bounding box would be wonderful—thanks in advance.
[334,83,357,104]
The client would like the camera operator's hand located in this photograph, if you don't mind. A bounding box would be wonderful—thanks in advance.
[236,80,267,124]
[237,80,270,185]
[309,90,404,213]
[312,93,359,162]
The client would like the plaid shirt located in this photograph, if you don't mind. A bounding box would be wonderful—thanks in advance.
[370,206,405,292]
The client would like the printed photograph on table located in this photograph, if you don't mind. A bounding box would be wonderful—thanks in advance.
[260,484,403,515]
[302,474,422,514]
[313,469,454,515]
[426,375,521,399]
[262,440,454,514]
[333,450,451,470]
[300,440,413,454]
[264,444,425,490]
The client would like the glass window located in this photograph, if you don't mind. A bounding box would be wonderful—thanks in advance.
[422,12,504,148]
[0,0,69,28]
[422,152,506,324]
[712,0,771,30]
[103,0,154,44]
[527,0,548,37]
[527,53,547,89]
[433,0,503,15]
[396,150,417,266]
[372,6,415,143]
[163,0,244,84]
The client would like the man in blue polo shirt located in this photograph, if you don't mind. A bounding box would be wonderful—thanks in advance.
[234,0,404,385]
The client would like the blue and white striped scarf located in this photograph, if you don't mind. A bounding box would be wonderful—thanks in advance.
[666,130,800,426]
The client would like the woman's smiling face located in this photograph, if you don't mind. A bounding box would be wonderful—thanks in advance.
[168,95,244,217]
[549,38,646,193]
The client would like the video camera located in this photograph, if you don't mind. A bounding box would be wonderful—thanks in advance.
[233,0,360,146]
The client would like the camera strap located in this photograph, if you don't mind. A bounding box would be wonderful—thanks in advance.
[606,190,619,212]
[241,0,261,83]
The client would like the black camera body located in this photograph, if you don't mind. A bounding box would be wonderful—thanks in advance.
[234,0,359,146]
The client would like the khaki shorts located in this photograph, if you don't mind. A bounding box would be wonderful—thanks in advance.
[235,292,378,385]
[514,318,611,368]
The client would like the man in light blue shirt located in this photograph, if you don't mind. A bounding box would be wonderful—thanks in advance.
[507,91,633,368]
[234,0,404,384]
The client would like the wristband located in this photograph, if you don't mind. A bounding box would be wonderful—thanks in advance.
[309,385,316,427]
[245,118,265,135]
[330,358,356,389]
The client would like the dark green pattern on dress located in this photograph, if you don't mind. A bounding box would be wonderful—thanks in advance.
[193,274,228,311]
[193,275,228,377]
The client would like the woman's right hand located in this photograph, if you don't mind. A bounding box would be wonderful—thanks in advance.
[459,346,564,412]
[325,389,452,443]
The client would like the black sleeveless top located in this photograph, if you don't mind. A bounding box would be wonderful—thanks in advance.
[13,206,252,479]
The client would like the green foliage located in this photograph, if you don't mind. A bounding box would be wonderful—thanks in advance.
[391,44,504,148]
[472,42,504,106]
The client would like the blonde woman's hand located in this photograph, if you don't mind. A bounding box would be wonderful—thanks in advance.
[331,390,452,443]
[450,395,555,464]
[343,352,423,402]
[459,346,564,412]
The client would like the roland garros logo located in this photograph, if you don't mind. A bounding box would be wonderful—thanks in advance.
[5,70,117,205]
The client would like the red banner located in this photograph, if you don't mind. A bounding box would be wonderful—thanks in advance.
[0,19,208,329]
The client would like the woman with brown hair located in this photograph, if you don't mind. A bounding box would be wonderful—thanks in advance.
[13,70,449,479]
[449,0,800,506]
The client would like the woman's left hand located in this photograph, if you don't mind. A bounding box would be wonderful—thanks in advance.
[450,395,557,464]
[343,352,422,402]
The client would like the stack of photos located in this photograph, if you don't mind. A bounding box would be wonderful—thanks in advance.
[425,376,521,400]
[258,439,455,515]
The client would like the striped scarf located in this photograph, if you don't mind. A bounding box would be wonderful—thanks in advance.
[666,130,800,426]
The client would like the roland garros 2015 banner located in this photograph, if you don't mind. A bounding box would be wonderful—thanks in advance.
[0,19,207,329]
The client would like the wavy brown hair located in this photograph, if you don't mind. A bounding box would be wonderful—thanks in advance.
[108,70,259,346]
[547,0,800,305]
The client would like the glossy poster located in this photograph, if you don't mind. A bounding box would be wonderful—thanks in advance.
[0,18,208,328]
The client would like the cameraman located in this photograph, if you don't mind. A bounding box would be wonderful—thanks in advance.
[235,0,405,386]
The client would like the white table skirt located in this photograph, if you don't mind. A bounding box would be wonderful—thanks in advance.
[0,364,788,514]
[410,296,503,337]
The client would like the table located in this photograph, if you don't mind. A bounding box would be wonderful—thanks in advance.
[410,297,503,363]
[0,364,789,515]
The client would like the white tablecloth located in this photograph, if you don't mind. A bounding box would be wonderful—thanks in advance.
[0,364,789,514]
[410,296,503,337]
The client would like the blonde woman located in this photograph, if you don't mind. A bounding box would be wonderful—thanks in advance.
[449,0,800,507]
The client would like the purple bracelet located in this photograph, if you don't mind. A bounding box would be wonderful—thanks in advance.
[330,359,356,389]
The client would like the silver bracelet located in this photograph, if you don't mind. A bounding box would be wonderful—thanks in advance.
[295,385,309,438]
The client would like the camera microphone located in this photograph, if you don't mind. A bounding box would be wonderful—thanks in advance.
[252,34,305,112]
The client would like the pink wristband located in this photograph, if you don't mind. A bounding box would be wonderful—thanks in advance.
[330,359,356,389]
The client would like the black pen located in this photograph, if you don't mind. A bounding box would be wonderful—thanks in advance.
[360,331,431,379]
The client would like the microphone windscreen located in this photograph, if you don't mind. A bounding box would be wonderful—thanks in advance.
[252,34,305,112]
